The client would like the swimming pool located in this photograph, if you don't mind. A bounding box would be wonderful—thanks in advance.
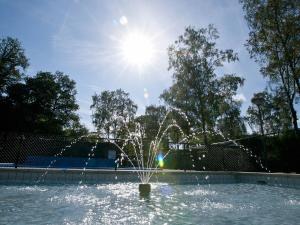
[0,183,299,225]
[0,168,299,224]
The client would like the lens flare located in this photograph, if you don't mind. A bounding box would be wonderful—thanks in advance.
[157,153,164,168]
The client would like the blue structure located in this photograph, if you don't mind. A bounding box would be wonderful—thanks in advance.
[21,156,115,168]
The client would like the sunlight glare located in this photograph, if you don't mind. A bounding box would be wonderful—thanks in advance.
[121,32,155,68]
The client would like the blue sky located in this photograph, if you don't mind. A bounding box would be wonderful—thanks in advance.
[0,0,268,130]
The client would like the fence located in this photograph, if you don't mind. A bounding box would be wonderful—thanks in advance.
[0,132,260,171]
[0,133,119,169]
[165,143,259,171]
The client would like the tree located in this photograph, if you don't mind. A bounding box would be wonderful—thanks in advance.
[247,92,273,135]
[271,87,293,132]
[217,75,247,138]
[0,37,87,135]
[26,71,79,132]
[161,25,243,144]
[240,0,300,130]
[0,37,29,95]
[136,105,167,140]
[64,119,89,137]
[0,71,80,134]
[246,90,292,134]
[90,89,137,138]
[217,101,247,139]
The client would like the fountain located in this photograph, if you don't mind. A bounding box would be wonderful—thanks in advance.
[35,108,269,197]
[101,108,190,197]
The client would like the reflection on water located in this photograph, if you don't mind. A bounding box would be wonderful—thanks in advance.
[0,183,299,225]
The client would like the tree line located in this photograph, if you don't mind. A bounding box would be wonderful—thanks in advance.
[91,0,300,143]
[241,0,300,134]
[1,0,299,143]
[0,37,88,136]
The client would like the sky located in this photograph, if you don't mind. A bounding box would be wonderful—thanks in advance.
[0,0,268,131]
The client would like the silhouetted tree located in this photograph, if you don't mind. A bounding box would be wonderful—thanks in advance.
[136,105,167,140]
[64,119,89,137]
[0,71,80,134]
[247,90,292,134]
[240,0,300,130]
[91,89,137,138]
[0,37,29,95]
[217,75,247,138]
[161,25,244,144]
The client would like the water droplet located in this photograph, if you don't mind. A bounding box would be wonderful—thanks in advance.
[205,175,209,180]
[202,154,205,158]
[203,166,206,170]
[115,176,118,180]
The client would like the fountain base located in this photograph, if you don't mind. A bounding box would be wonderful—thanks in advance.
[139,183,151,197]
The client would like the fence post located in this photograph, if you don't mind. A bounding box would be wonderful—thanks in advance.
[1,132,8,162]
[222,147,225,171]
[262,136,267,169]
[184,143,187,172]
[14,134,25,168]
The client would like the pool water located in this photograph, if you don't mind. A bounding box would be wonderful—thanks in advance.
[0,183,299,225]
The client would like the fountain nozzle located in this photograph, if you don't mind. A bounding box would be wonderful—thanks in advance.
[139,183,151,197]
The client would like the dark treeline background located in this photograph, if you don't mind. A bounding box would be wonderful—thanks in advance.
[0,37,88,136]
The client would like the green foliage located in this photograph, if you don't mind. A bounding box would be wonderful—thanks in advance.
[247,90,292,134]
[63,119,89,138]
[0,71,81,134]
[247,91,274,135]
[0,37,29,95]
[217,75,247,138]
[91,89,137,138]
[135,105,167,140]
[26,71,79,128]
[240,0,300,130]
[217,102,247,139]
[161,25,245,143]
[0,37,86,135]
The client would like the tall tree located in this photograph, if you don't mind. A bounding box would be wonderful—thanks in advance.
[161,25,243,144]
[217,75,247,138]
[247,92,273,135]
[26,71,79,132]
[1,71,80,134]
[64,119,89,137]
[247,90,292,134]
[271,87,293,132]
[240,0,300,130]
[0,37,29,95]
[136,105,167,140]
[90,89,137,138]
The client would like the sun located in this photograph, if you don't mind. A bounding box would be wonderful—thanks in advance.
[120,31,155,68]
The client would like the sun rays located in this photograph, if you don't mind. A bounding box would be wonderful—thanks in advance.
[120,31,155,69]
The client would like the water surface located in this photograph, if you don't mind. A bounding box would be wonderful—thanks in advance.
[0,183,299,225]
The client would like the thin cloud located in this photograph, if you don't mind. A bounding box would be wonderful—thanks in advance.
[233,93,246,103]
